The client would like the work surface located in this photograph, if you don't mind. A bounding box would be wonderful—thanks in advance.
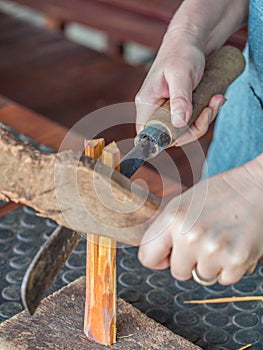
[0,96,262,349]
[0,277,200,350]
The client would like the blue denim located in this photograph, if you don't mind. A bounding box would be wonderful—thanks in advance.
[204,0,263,177]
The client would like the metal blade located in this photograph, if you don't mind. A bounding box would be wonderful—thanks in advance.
[21,226,81,315]
[120,138,152,178]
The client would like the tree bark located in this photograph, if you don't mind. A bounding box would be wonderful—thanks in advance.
[0,126,161,245]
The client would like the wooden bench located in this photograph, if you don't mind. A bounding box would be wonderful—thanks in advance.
[9,0,247,57]
[0,12,145,129]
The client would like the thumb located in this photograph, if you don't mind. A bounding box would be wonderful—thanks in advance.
[166,71,194,128]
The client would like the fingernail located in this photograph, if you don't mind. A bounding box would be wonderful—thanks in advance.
[171,111,186,127]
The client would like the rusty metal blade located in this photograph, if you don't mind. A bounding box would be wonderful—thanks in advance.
[21,226,81,315]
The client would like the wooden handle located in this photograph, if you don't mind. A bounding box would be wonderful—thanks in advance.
[146,46,246,143]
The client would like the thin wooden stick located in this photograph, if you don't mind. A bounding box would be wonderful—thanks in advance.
[184,296,263,304]
[238,344,252,350]
[84,140,119,345]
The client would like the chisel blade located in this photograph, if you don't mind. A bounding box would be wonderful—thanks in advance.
[120,139,151,178]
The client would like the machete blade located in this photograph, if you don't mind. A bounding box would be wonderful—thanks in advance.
[21,226,81,315]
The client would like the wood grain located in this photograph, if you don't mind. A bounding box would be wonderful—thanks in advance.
[84,139,118,345]
[0,276,201,350]
[0,125,161,245]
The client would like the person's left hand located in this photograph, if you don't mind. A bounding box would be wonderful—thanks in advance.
[138,159,263,285]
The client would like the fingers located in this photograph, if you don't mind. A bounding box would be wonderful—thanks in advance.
[173,107,212,146]
[135,45,205,135]
[138,214,173,270]
[139,218,256,286]
[174,94,226,146]
[135,71,168,134]
[169,245,196,280]
[135,98,164,135]
[219,268,247,285]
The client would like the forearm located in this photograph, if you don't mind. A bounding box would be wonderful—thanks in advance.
[166,0,249,56]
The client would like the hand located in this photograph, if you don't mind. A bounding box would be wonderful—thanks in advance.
[135,32,225,146]
[138,158,263,285]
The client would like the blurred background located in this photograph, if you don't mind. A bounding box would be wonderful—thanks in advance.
[0,0,247,186]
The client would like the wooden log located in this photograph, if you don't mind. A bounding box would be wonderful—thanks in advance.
[0,277,201,350]
[0,125,161,245]
[84,139,118,345]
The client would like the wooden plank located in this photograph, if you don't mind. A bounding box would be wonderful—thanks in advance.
[0,276,201,350]
[0,13,146,128]
[0,103,81,151]
[0,202,21,217]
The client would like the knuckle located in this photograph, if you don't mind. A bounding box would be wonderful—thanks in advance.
[135,93,144,103]
[163,210,184,234]
[230,253,249,268]
[194,125,208,139]
[170,267,189,281]
[219,271,241,285]
[196,127,208,138]
[170,95,190,106]
[138,250,152,268]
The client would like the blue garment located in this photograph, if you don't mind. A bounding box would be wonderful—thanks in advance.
[205,0,263,177]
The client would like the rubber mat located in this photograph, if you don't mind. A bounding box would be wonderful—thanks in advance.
[0,126,262,349]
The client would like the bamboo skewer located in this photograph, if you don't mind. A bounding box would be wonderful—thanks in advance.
[184,296,263,304]
[238,344,252,350]
[84,139,119,346]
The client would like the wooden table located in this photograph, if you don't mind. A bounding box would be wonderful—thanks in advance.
[0,94,184,218]
[0,12,146,129]
[9,0,247,56]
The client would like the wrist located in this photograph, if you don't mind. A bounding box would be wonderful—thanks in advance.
[241,154,263,193]
[166,0,249,57]
[164,13,207,54]
[221,156,263,206]
[251,153,263,185]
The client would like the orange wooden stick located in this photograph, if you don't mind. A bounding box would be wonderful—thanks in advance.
[84,139,119,345]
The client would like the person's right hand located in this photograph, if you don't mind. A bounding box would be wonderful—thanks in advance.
[135,31,225,146]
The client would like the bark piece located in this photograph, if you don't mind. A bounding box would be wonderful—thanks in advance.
[0,126,161,245]
[0,277,200,350]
